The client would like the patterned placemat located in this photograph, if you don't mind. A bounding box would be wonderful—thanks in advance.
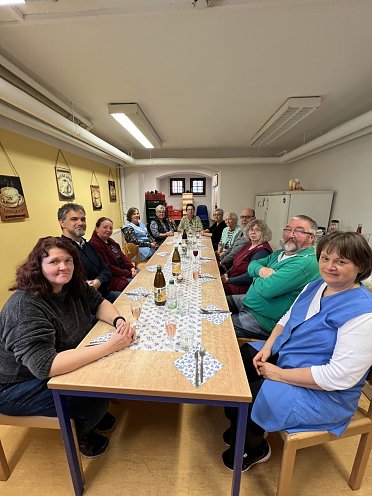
[174,350,223,387]
[200,305,231,325]
[146,265,158,272]
[123,287,151,300]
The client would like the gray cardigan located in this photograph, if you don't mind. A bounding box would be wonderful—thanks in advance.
[0,284,103,384]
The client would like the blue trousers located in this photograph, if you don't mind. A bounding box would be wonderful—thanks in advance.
[0,378,108,440]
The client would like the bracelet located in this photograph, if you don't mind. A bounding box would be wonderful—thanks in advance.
[113,316,126,328]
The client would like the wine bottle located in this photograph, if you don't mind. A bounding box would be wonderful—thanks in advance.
[182,229,187,240]
[154,265,166,306]
[172,246,181,276]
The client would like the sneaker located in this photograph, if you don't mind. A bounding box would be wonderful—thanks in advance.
[79,430,109,458]
[94,412,116,434]
[222,440,271,472]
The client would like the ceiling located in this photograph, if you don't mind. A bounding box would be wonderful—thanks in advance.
[1,0,372,163]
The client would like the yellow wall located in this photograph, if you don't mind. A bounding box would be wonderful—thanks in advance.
[0,128,123,307]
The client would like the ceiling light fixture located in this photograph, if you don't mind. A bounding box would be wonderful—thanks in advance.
[0,0,25,5]
[250,96,321,147]
[108,103,162,149]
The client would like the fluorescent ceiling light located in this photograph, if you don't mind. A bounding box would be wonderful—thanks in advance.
[0,1,25,5]
[108,103,162,149]
[250,97,321,147]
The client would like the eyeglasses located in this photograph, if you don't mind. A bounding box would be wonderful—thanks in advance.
[186,208,194,212]
[283,228,313,236]
[240,215,254,219]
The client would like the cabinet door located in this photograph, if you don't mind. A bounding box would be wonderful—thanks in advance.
[265,195,290,250]
[255,196,268,222]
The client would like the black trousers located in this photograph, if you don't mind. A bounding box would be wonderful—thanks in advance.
[225,343,278,454]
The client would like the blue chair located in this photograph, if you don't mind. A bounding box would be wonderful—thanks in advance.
[196,205,209,228]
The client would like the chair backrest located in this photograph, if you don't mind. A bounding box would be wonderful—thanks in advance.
[123,242,140,266]
[196,204,209,221]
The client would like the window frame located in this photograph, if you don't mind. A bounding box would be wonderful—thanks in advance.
[190,177,206,196]
[169,178,185,196]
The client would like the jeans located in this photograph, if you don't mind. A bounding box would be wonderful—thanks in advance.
[0,378,109,440]
[227,295,270,339]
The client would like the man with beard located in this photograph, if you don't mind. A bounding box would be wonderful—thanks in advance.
[58,203,119,302]
[228,215,320,339]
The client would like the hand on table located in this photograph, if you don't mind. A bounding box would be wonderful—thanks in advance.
[107,322,136,352]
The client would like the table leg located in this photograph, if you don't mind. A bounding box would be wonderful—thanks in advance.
[231,402,248,496]
[52,390,84,496]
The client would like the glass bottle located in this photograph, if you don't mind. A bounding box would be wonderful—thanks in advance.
[167,279,177,311]
[154,265,166,306]
[172,246,181,276]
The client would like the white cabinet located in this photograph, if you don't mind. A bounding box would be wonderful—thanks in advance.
[255,191,334,250]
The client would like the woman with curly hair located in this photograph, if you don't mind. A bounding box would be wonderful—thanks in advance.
[0,236,135,458]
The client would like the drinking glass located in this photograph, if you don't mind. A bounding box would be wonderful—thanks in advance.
[193,263,200,282]
[130,301,142,332]
[193,248,199,260]
[164,314,177,350]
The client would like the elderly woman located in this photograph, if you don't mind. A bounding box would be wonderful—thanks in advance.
[0,237,135,459]
[177,203,203,233]
[221,220,272,295]
[121,207,158,261]
[222,231,372,471]
[149,205,175,244]
[203,208,226,250]
[90,217,137,292]
[217,212,242,258]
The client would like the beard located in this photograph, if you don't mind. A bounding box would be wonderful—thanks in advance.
[281,238,300,254]
[73,227,86,237]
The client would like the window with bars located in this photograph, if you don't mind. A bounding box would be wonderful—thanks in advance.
[190,178,206,195]
[170,178,185,195]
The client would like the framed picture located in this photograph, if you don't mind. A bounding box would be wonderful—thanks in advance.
[0,174,29,221]
[54,150,75,201]
[90,185,102,210]
[108,179,117,202]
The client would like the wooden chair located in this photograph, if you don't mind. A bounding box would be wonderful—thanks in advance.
[122,241,146,270]
[276,371,372,496]
[0,414,83,482]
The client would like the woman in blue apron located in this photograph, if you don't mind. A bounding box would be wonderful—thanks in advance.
[121,207,157,261]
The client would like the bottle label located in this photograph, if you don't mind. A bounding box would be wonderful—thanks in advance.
[172,262,181,276]
[154,286,166,304]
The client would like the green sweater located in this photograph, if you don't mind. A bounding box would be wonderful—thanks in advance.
[244,247,320,333]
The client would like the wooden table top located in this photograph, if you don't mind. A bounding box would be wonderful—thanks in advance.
[48,235,252,404]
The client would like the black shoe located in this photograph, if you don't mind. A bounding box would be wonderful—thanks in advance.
[223,428,232,447]
[94,412,116,434]
[222,440,271,472]
[79,430,109,458]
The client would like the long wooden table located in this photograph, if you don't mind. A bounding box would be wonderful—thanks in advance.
[48,235,251,495]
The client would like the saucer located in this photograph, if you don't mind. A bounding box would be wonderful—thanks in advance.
[0,195,24,208]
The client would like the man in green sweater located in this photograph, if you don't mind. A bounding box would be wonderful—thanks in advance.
[228,215,320,339]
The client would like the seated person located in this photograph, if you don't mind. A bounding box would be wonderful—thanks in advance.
[177,203,203,233]
[90,217,137,292]
[149,205,175,244]
[217,212,242,258]
[0,236,135,459]
[220,208,256,269]
[121,207,158,261]
[58,202,119,302]
[222,231,372,471]
[228,215,320,339]
[221,220,272,295]
[203,208,226,250]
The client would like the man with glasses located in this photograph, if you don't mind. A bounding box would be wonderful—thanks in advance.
[177,203,203,233]
[220,208,256,269]
[228,215,320,339]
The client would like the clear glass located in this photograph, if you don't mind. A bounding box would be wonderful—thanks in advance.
[130,301,142,333]
[193,262,200,282]
[164,314,177,350]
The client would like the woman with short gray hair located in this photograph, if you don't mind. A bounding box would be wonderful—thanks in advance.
[217,212,241,257]
[203,208,226,250]
[149,205,175,244]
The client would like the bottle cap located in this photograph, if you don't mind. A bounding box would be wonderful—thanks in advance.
[169,279,174,284]
[156,265,162,270]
